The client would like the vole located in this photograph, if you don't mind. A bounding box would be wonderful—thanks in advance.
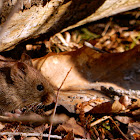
[0,54,55,115]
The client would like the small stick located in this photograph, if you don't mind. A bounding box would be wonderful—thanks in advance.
[0,132,61,139]
[90,116,110,127]
[102,18,112,36]
[84,41,106,53]
[0,132,88,140]
[48,67,72,140]
[109,117,129,140]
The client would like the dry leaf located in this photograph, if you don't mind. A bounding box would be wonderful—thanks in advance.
[130,99,140,109]
[131,109,140,116]
[115,116,134,124]
[89,102,112,114]
[88,100,126,114]
[23,137,39,140]
[33,45,140,91]
[55,117,86,138]
[61,131,74,140]
[58,90,110,113]
[33,46,140,114]
[127,122,140,139]
[0,122,5,130]
[112,100,125,113]
[119,95,131,107]
[132,134,140,140]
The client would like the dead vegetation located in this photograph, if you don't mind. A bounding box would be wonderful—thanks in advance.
[0,1,140,140]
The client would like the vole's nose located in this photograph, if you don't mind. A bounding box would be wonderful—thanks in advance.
[42,93,56,106]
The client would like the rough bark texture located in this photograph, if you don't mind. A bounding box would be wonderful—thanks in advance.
[0,0,140,51]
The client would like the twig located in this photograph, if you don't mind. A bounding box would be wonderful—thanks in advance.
[90,116,129,140]
[109,117,129,140]
[0,132,88,140]
[90,116,110,127]
[48,67,72,140]
[56,33,69,47]
[102,18,112,36]
[0,132,61,139]
[84,41,106,53]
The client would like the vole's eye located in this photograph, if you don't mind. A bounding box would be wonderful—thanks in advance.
[37,84,44,91]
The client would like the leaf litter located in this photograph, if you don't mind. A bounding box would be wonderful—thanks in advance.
[32,44,140,139]
[0,8,140,140]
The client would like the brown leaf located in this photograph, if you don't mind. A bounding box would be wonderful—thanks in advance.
[89,102,112,114]
[127,122,140,139]
[130,99,140,109]
[61,131,74,140]
[132,134,140,140]
[89,100,126,114]
[23,137,39,140]
[119,95,131,107]
[55,117,86,138]
[0,122,5,130]
[131,109,140,116]
[115,116,134,124]
[112,100,125,113]
[33,46,140,91]
[33,45,140,113]
[58,90,110,113]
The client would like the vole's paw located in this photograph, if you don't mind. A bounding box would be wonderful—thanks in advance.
[4,109,22,118]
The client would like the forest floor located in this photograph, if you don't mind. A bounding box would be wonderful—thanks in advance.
[0,8,140,140]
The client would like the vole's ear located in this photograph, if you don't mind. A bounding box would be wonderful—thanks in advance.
[11,62,28,81]
[20,53,33,67]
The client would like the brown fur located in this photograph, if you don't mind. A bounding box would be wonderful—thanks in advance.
[0,54,55,115]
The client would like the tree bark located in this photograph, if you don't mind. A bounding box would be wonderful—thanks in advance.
[0,0,140,51]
